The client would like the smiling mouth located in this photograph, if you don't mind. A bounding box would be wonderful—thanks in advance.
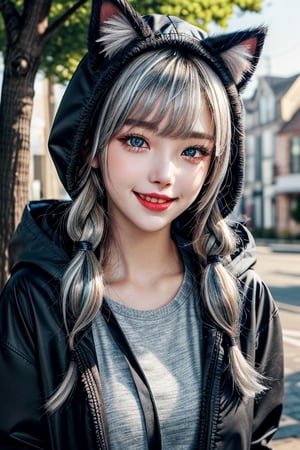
[134,192,176,210]
[138,193,171,204]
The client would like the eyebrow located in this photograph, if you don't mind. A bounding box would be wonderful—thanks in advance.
[125,119,160,131]
[124,119,215,142]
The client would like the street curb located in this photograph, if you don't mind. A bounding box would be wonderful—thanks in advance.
[277,302,300,314]
[270,244,300,254]
[255,240,300,254]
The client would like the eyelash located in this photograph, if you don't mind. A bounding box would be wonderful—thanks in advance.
[181,146,211,162]
[119,133,211,161]
[119,134,148,152]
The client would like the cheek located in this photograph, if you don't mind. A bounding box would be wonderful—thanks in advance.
[107,151,125,176]
[105,149,141,189]
[187,180,205,204]
[185,163,210,196]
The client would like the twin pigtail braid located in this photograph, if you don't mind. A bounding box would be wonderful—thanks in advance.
[46,172,106,412]
[46,180,265,410]
[194,206,266,398]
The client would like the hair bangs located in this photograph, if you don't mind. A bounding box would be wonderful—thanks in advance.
[92,48,231,182]
[97,50,210,142]
[126,54,209,138]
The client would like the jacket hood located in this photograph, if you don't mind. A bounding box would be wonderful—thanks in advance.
[9,201,256,281]
[48,0,267,218]
[9,201,71,280]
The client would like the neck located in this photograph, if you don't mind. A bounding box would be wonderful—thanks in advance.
[104,226,180,284]
[103,227,184,309]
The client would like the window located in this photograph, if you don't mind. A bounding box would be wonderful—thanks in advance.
[255,136,262,181]
[290,137,300,173]
[291,195,300,223]
[262,130,274,158]
[259,94,275,124]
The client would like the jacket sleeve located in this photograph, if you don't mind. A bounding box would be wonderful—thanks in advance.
[242,269,284,449]
[0,272,48,449]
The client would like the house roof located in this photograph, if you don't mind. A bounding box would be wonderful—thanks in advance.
[265,75,299,97]
[244,73,300,114]
[264,74,299,98]
[245,73,300,104]
[279,107,300,134]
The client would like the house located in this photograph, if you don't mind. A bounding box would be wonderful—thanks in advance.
[243,74,300,237]
[275,105,300,236]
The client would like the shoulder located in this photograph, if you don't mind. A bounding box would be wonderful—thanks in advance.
[226,223,280,335]
[0,263,60,321]
[0,265,61,360]
[240,267,279,326]
[9,199,71,278]
[2,264,60,310]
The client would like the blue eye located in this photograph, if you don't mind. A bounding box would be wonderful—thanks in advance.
[129,136,145,148]
[182,146,210,160]
[118,133,149,152]
[184,148,198,157]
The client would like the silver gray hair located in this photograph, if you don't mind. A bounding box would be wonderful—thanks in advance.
[47,46,265,411]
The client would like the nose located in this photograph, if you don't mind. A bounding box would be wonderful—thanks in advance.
[148,153,176,186]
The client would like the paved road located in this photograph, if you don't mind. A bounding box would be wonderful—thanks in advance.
[255,245,300,310]
[255,246,300,449]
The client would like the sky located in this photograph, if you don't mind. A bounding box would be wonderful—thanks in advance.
[220,0,300,78]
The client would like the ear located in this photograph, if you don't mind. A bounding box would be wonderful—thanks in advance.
[88,0,153,68]
[91,155,100,168]
[204,27,267,91]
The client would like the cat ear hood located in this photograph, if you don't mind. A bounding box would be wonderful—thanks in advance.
[48,0,267,217]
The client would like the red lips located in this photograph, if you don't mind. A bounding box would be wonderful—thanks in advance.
[134,192,176,211]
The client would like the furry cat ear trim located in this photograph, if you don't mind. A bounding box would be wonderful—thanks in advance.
[88,0,153,68]
[97,15,140,59]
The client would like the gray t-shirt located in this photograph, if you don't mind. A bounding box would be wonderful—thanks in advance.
[92,263,202,449]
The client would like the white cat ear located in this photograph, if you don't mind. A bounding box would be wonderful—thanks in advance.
[204,28,267,90]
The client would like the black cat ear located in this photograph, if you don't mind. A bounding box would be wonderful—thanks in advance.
[88,0,153,68]
[204,27,267,90]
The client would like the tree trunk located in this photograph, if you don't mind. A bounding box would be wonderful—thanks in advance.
[0,0,88,290]
[0,46,39,289]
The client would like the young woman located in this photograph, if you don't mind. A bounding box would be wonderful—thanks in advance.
[0,0,283,449]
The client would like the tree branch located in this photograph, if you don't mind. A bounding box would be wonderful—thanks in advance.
[0,0,21,44]
[44,0,88,43]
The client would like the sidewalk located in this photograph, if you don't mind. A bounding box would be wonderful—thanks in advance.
[272,406,300,448]
[273,438,300,449]
[272,304,300,450]
[254,249,300,450]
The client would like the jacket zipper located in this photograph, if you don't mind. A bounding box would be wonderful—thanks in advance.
[199,330,223,450]
[75,347,109,450]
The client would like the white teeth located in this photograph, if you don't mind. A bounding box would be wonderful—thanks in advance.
[139,194,168,204]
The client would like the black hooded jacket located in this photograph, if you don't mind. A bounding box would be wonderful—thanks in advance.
[0,201,283,449]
